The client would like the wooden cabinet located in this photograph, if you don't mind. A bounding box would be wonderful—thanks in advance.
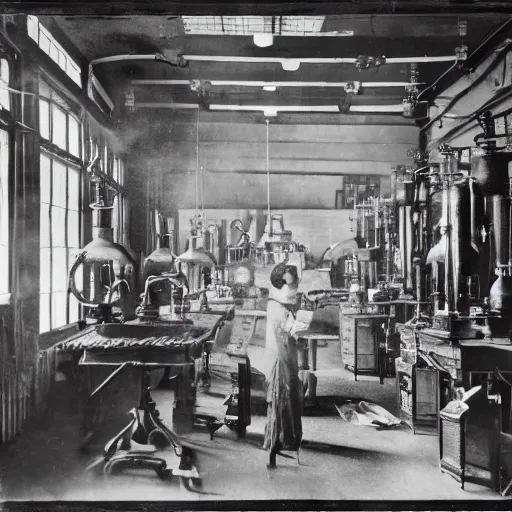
[440,386,501,492]
[339,312,388,383]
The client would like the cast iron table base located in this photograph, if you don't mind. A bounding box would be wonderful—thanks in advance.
[86,366,202,489]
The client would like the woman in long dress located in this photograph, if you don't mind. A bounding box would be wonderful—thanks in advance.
[263,263,303,468]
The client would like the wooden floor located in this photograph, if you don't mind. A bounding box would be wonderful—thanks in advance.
[0,338,506,504]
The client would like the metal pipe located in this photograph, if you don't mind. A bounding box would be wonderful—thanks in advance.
[131,79,425,88]
[133,103,405,113]
[195,107,200,213]
[266,118,272,237]
[182,55,459,64]
[91,74,114,111]
[398,206,406,286]
[405,205,413,291]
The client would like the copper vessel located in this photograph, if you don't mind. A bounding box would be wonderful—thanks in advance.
[471,148,512,196]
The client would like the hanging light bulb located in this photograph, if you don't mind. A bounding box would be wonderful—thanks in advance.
[253,33,274,48]
[177,106,217,268]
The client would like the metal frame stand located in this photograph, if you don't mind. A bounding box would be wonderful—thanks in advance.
[85,365,202,489]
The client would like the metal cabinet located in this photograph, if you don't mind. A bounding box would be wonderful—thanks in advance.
[339,313,388,383]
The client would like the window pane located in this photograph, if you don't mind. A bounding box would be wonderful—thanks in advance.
[69,65,82,87]
[112,195,120,243]
[51,291,67,329]
[51,206,66,247]
[0,59,10,111]
[68,115,80,158]
[58,50,66,70]
[39,99,50,139]
[39,293,50,333]
[68,210,79,247]
[52,247,67,292]
[0,129,9,295]
[27,15,39,42]
[52,105,67,150]
[40,154,51,203]
[68,167,79,211]
[69,293,79,323]
[40,202,50,248]
[52,160,67,208]
[39,31,50,54]
[40,247,51,293]
[49,42,59,64]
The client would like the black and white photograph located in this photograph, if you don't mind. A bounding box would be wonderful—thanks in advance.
[1,1,512,510]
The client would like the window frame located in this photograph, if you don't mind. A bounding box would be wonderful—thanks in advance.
[27,15,82,88]
[38,82,83,334]
[0,40,19,306]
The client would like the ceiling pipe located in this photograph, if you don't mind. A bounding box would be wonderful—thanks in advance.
[131,79,425,88]
[91,53,188,68]
[134,102,405,113]
[91,74,114,111]
[181,55,459,65]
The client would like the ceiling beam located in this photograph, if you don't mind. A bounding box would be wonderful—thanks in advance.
[4,2,512,15]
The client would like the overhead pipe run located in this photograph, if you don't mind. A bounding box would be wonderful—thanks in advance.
[90,53,188,68]
[134,102,405,114]
[131,79,425,88]
[181,54,463,71]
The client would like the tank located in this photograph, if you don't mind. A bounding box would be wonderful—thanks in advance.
[471,146,512,196]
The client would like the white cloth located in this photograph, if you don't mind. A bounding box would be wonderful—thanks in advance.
[262,284,297,380]
[335,401,401,428]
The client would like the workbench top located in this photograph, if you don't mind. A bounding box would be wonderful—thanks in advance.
[459,338,512,349]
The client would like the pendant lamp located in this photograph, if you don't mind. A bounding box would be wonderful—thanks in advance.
[258,118,273,247]
[142,213,178,281]
[177,106,217,268]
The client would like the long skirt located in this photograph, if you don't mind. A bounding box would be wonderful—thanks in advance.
[263,301,302,452]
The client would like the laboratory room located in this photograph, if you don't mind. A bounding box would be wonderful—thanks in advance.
[1,1,512,507]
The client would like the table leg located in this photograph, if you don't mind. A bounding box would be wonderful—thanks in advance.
[298,338,309,370]
[308,339,318,372]
[378,344,386,385]
[237,360,251,438]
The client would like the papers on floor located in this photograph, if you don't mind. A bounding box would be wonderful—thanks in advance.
[335,401,401,428]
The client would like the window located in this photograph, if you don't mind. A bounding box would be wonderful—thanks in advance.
[112,156,125,243]
[39,86,82,333]
[40,155,81,333]
[336,175,381,209]
[0,58,11,111]
[39,83,81,158]
[0,129,9,297]
[181,16,328,35]
[27,15,82,87]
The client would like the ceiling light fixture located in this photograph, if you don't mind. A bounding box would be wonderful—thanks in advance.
[263,85,277,91]
[253,33,274,48]
[281,59,301,71]
[263,108,278,117]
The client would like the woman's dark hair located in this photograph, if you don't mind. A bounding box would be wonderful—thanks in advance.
[270,263,298,289]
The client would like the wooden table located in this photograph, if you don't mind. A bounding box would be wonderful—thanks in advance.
[295,331,339,371]
[55,317,225,489]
